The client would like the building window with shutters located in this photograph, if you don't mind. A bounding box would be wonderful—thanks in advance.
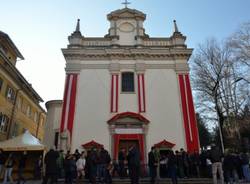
[17,97,22,110]
[121,72,135,92]
[5,85,15,103]
[26,105,32,118]
[34,112,38,123]
[12,122,19,137]
[0,114,9,133]
[0,78,3,92]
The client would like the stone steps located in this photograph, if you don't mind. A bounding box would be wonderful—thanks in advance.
[112,178,213,184]
[60,178,213,184]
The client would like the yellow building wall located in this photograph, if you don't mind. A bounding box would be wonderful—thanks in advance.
[0,68,46,141]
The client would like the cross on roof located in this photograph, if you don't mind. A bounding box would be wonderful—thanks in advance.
[122,0,131,8]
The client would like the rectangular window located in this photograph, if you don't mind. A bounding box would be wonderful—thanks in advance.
[5,86,15,102]
[26,105,32,118]
[17,97,22,109]
[34,112,38,123]
[12,122,19,137]
[54,132,59,149]
[40,117,44,127]
[21,102,27,114]
[0,78,3,92]
[122,72,135,92]
[0,113,9,133]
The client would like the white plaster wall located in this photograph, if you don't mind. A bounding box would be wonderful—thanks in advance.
[116,19,137,45]
[119,93,138,112]
[71,69,111,151]
[145,69,186,152]
[44,104,62,149]
[70,61,187,154]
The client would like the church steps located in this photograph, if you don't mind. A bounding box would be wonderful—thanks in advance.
[57,178,213,184]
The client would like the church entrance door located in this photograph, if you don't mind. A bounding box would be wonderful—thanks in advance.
[119,139,139,154]
[113,134,145,164]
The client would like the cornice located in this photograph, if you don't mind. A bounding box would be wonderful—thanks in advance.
[62,47,193,61]
[65,63,189,72]
[0,51,44,102]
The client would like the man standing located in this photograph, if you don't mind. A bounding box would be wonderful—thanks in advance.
[148,147,158,184]
[0,149,5,177]
[209,144,224,184]
[42,148,59,184]
[127,145,140,184]
[240,150,250,182]
[118,148,126,178]
[16,151,27,184]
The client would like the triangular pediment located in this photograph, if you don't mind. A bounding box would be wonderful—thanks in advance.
[107,112,150,124]
[119,12,137,18]
[107,8,146,21]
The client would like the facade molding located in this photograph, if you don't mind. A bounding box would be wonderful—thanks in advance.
[62,48,192,61]
[65,63,189,72]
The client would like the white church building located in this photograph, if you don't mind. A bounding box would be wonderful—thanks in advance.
[45,6,199,164]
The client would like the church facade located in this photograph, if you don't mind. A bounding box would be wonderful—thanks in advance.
[59,7,199,163]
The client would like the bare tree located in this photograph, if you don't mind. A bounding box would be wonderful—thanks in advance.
[228,21,250,67]
[191,38,249,151]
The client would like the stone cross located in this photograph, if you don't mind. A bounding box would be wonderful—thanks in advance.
[122,0,131,8]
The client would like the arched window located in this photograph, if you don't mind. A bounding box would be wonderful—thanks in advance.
[121,72,134,92]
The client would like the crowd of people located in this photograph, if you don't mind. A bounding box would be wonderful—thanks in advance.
[0,149,39,184]
[147,145,250,184]
[1,145,250,184]
[41,144,250,184]
[42,147,112,184]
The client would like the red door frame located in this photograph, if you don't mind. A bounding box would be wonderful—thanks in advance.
[113,134,145,164]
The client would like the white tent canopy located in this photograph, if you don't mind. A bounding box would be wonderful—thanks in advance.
[0,130,45,151]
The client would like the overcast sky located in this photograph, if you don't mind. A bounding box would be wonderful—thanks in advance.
[1,0,250,109]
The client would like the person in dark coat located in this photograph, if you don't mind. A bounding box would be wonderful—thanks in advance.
[42,148,59,184]
[148,146,158,184]
[127,145,140,184]
[64,154,76,184]
[99,147,110,183]
[118,148,126,178]
[223,151,239,184]
[175,150,184,178]
[180,148,189,178]
[240,150,250,182]
[0,148,5,177]
[34,155,43,179]
[3,153,15,184]
[209,144,224,184]
[16,151,28,184]
[74,149,81,161]
[88,148,98,184]
[189,151,200,177]
[167,151,178,184]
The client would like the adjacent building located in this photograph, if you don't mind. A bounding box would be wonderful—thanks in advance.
[44,100,62,149]
[0,31,46,141]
